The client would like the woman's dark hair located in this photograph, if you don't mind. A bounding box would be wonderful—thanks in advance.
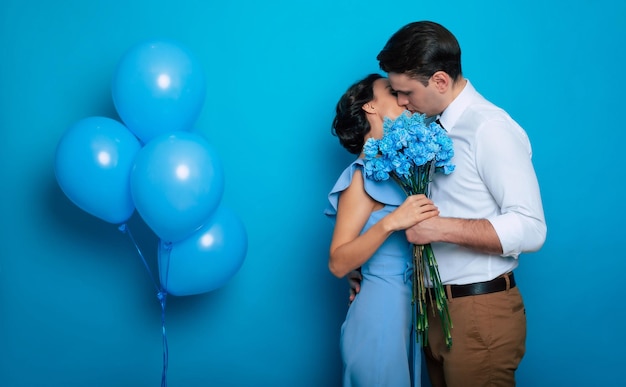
[377,21,462,85]
[331,73,383,155]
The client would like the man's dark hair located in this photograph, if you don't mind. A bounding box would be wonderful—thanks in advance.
[377,21,462,86]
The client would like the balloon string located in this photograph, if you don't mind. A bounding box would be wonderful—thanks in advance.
[118,223,170,387]
[157,289,169,387]
[118,223,159,293]
[158,241,172,387]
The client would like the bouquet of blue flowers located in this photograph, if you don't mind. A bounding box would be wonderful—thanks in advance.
[363,111,455,348]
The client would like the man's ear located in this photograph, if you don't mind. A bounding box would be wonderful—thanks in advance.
[431,71,451,93]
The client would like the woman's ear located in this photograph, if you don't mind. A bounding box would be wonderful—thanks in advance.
[362,103,376,114]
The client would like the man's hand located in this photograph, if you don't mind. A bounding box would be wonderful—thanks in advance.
[347,268,362,304]
[405,216,438,245]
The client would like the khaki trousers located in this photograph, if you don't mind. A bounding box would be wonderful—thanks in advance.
[424,284,526,387]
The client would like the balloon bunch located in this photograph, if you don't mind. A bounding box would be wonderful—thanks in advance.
[54,39,248,386]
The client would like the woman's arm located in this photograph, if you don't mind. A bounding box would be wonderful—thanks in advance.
[329,168,439,278]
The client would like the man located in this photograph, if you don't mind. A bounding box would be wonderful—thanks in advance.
[374,21,547,386]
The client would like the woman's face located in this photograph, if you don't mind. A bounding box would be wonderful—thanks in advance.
[369,77,405,127]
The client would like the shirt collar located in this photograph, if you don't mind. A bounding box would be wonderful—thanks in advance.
[438,79,477,131]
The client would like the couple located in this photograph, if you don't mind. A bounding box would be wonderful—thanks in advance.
[325,21,547,387]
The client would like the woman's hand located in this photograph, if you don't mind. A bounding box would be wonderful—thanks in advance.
[347,268,362,304]
[383,194,439,231]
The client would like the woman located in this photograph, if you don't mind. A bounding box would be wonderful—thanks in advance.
[325,73,438,386]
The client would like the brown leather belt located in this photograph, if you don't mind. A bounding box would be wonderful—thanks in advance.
[446,272,516,299]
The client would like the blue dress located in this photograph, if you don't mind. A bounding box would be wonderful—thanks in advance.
[325,159,421,387]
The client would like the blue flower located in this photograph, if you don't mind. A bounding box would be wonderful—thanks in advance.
[378,134,395,155]
[392,153,411,178]
[363,138,379,159]
[364,156,391,181]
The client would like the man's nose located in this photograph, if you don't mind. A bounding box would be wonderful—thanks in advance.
[396,94,409,107]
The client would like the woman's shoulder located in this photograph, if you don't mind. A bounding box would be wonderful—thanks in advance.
[326,158,405,215]
[328,159,365,192]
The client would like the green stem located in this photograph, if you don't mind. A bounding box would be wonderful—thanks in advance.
[393,160,453,348]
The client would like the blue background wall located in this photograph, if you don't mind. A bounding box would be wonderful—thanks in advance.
[1,0,625,386]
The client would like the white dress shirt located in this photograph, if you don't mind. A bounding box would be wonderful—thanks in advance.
[432,80,546,285]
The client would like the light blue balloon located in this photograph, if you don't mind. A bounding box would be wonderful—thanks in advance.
[54,116,141,224]
[111,39,207,144]
[159,206,248,296]
[130,131,224,243]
